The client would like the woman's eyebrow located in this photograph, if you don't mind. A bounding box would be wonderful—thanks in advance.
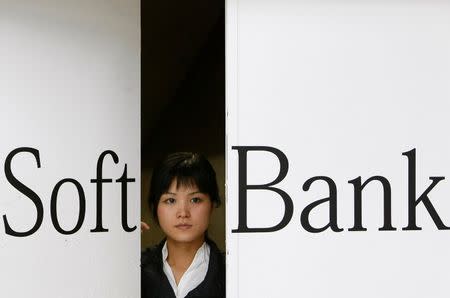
[162,191,204,195]
[189,191,203,195]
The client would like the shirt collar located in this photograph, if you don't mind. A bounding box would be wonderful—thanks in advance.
[162,240,210,265]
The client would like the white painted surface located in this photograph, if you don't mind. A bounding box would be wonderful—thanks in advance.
[0,1,140,297]
[227,1,450,297]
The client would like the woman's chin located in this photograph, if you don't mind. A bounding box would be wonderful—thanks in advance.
[167,232,205,245]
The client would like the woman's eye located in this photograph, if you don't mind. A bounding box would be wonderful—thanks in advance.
[191,197,202,203]
[164,198,175,204]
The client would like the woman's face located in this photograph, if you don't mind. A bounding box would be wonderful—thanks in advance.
[157,179,213,245]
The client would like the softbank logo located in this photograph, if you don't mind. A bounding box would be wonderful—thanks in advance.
[232,146,449,233]
[2,147,136,237]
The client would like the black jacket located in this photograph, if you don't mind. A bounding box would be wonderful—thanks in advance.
[141,238,225,298]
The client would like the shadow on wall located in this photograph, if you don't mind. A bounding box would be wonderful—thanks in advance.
[141,1,225,250]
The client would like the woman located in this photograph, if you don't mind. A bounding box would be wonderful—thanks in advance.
[141,152,225,298]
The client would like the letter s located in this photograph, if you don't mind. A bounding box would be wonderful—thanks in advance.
[3,147,43,237]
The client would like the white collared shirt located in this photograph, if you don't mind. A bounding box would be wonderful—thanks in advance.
[162,241,210,298]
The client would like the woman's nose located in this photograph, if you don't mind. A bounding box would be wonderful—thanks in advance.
[176,201,190,218]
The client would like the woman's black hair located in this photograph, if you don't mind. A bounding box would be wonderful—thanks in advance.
[148,152,221,223]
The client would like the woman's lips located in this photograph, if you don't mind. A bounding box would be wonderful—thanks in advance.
[175,224,192,230]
